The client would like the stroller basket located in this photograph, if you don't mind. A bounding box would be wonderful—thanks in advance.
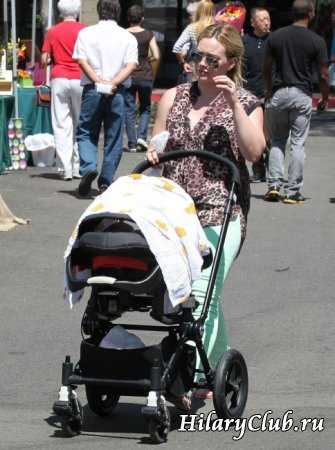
[79,339,164,395]
[78,335,195,397]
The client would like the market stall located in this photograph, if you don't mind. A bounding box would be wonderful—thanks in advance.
[0,0,53,174]
[0,87,52,174]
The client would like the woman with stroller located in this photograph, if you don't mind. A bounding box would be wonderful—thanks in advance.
[147,23,265,407]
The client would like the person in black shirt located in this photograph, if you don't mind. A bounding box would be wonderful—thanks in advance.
[263,0,329,204]
[243,7,271,182]
[124,5,160,153]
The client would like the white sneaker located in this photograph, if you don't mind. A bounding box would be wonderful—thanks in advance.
[136,138,148,152]
[63,171,72,181]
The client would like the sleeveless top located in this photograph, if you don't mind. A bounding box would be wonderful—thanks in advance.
[130,29,154,81]
[162,82,261,245]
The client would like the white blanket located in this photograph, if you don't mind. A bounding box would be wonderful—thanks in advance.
[64,175,210,308]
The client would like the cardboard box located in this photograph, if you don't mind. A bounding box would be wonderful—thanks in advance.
[0,70,13,95]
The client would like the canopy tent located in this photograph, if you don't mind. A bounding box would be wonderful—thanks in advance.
[10,0,18,116]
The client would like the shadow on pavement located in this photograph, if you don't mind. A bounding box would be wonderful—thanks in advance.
[30,173,62,181]
[45,402,183,443]
[57,189,99,199]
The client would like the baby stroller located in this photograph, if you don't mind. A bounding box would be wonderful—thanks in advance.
[52,150,249,443]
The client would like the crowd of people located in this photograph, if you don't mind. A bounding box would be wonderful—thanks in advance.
[41,0,331,203]
[37,0,330,406]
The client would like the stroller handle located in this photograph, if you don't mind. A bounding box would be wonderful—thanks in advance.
[132,150,241,186]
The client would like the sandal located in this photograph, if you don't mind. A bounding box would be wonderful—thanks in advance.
[166,393,192,412]
[192,389,213,399]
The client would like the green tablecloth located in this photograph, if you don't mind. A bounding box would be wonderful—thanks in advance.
[0,87,53,174]
[0,95,14,174]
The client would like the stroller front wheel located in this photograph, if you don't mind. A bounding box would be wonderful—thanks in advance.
[213,349,248,419]
[61,399,83,437]
[85,386,120,417]
[148,403,170,444]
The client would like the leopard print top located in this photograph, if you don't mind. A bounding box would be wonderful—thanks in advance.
[162,82,260,244]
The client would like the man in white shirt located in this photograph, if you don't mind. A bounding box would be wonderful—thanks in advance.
[73,0,138,196]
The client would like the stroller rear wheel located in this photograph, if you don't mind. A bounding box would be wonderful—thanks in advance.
[213,349,248,419]
[85,386,120,417]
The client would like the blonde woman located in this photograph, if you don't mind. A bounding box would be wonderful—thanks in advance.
[148,23,265,406]
[173,0,215,81]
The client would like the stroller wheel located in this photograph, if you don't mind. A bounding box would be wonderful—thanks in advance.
[61,399,83,437]
[85,386,120,417]
[148,402,170,444]
[213,349,248,419]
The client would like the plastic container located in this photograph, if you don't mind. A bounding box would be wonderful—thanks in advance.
[146,131,170,177]
[24,133,56,167]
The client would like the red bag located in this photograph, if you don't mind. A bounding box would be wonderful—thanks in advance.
[36,84,51,107]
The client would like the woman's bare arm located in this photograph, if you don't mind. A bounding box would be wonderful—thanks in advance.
[146,88,176,164]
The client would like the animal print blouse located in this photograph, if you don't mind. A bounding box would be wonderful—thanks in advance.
[162,82,261,245]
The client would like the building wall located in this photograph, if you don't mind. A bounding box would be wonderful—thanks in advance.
[81,0,98,25]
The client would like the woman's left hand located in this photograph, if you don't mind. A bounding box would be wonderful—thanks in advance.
[213,75,238,109]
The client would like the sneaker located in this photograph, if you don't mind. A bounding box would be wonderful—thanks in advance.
[136,138,148,152]
[77,170,98,197]
[282,192,306,204]
[123,146,137,152]
[98,184,109,195]
[264,187,280,202]
[250,175,266,183]
[72,170,82,179]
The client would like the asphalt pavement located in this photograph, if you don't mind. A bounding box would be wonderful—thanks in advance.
[0,110,334,450]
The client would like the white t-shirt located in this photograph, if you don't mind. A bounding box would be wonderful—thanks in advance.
[73,20,138,86]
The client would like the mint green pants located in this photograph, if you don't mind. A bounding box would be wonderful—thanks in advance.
[191,216,241,381]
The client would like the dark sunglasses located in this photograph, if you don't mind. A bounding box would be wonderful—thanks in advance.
[190,50,220,69]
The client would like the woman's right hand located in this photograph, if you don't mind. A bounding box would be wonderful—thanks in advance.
[146,145,160,165]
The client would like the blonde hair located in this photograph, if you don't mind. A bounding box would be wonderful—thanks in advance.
[193,1,215,38]
[198,23,244,87]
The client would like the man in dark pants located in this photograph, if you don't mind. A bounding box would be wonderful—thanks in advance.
[263,0,329,204]
[243,6,271,183]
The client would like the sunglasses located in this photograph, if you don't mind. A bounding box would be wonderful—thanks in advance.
[190,50,220,69]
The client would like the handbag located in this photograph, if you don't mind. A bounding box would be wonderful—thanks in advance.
[36,84,51,107]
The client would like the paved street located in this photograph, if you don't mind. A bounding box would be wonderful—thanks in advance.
[0,111,334,450]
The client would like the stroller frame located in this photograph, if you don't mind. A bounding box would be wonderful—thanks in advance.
[53,150,248,443]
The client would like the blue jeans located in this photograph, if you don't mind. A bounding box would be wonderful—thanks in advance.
[124,79,153,148]
[77,84,125,187]
[265,87,312,196]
